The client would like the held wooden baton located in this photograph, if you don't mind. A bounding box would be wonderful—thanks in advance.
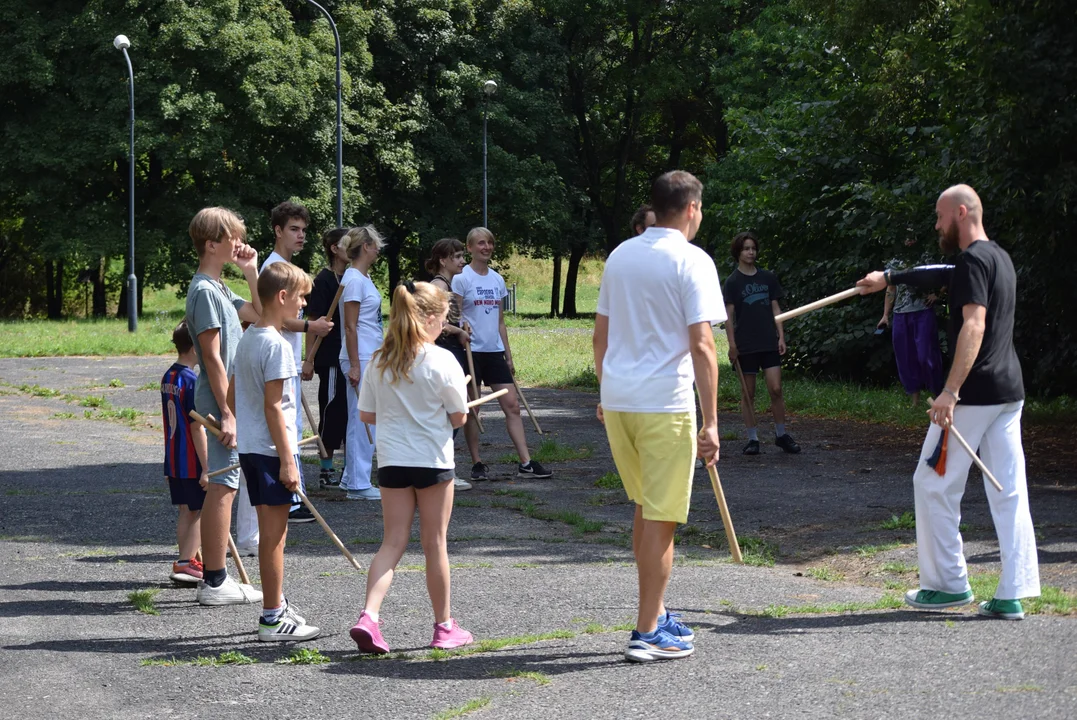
[463,324,485,433]
[774,287,863,324]
[300,391,329,459]
[466,388,508,408]
[943,421,1004,493]
[296,490,364,571]
[706,465,743,564]
[226,533,251,585]
[733,359,757,429]
[204,437,322,479]
[511,371,543,435]
[302,281,346,366]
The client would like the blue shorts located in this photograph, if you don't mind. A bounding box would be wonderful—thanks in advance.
[206,437,241,489]
[238,453,302,507]
[168,477,206,511]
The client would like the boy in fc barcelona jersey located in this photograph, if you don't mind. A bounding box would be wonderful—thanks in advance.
[161,319,210,584]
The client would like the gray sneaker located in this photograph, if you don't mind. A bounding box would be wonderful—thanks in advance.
[196,576,263,606]
[346,487,382,501]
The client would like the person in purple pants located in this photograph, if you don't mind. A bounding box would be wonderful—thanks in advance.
[878,239,948,406]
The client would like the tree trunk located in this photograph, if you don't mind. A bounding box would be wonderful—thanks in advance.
[44,259,65,319]
[562,243,586,318]
[550,254,562,317]
[92,256,107,317]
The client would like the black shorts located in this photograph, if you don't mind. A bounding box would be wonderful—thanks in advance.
[168,477,206,511]
[315,364,349,450]
[470,351,514,388]
[239,453,302,507]
[738,350,781,375]
[377,465,454,490]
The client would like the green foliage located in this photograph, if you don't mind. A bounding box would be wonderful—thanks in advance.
[594,472,623,490]
[877,511,916,531]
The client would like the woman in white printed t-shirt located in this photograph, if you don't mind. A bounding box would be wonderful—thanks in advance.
[338,225,385,501]
[451,227,552,481]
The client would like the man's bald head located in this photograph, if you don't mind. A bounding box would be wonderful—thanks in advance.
[935,184,987,254]
[939,184,983,224]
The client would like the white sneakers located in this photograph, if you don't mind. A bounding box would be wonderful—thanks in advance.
[453,477,473,491]
[196,576,263,606]
[258,603,320,642]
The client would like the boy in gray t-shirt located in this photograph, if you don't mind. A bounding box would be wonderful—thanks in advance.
[229,261,320,642]
[185,207,264,608]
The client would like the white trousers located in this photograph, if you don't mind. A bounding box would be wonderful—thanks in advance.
[340,358,375,491]
[913,400,1040,600]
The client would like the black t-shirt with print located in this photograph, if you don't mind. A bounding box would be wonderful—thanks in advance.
[948,240,1024,405]
[723,268,785,354]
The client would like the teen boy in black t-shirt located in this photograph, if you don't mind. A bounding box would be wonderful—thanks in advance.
[723,232,800,455]
[858,184,1039,621]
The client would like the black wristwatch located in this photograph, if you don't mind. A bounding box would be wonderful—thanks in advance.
[304,320,310,332]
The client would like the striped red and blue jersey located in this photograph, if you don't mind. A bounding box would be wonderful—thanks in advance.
[161,363,202,479]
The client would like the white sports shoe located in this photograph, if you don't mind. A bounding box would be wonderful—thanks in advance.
[258,603,320,642]
[196,576,263,606]
[453,477,473,491]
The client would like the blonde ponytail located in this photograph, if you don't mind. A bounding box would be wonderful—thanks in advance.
[373,281,448,384]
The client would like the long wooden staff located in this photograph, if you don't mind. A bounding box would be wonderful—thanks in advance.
[463,324,485,433]
[706,464,743,564]
[467,388,508,408]
[190,411,363,570]
[511,371,543,435]
[225,534,252,585]
[733,358,756,429]
[774,287,862,324]
[943,421,1004,493]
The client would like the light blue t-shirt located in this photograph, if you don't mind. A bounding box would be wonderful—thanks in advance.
[231,326,298,457]
[185,273,247,416]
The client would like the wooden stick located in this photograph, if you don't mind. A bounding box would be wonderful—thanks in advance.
[303,281,346,366]
[774,287,862,324]
[463,328,485,433]
[226,533,251,585]
[511,373,543,435]
[706,465,743,564]
[466,388,508,409]
[296,490,363,570]
[733,359,757,429]
[204,437,321,479]
[300,391,329,459]
[944,422,1004,493]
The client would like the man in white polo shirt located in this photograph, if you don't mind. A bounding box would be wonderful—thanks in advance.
[594,170,725,662]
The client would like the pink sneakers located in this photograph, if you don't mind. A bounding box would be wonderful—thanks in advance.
[349,611,390,654]
[169,558,203,583]
[429,619,474,649]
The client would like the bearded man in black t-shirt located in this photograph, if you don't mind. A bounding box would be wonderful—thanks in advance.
[723,232,800,455]
[858,184,1040,620]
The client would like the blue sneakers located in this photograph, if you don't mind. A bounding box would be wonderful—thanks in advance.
[657,610,694,642]
[625,628,694,662]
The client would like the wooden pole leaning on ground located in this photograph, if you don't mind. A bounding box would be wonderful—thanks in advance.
[226,534,252,585]
[706,464,743,564]
[463,324,485,433]
[189,411,363,570]
[943,421,1005,493]
[733,359,757,429]
[773,287,863,324]
[511,371,543,435]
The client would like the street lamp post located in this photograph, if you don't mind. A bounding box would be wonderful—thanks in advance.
[482,79,497,228]
[305,0,344,228]
[114,34,137,332]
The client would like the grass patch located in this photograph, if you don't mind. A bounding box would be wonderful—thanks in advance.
[881,561,917,574]
[877,511,916,530]
[16,383,64,398]
[454,499,482,508]
[52,411,77,419]
[969,572,1077,616]
[108,378,125,388]
[497,438,592,465]
[740,536,779,567]
[137,381,159,391]
[854,542,903,558]
[805,566,845,582]
[277,648,330,665]
[490,668,551,686]
[754,593,904,618]
[512,562,540,569]
[492,488,536,500]
[190,651,257,666]
[594,472,623,490]
[78,395,108,408]
[128,588,160,616]
[433,697,491,720]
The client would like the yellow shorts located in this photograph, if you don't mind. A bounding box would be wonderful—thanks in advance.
[603,410,696,524]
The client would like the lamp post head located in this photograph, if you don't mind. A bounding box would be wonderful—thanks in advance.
[114,35,131,51]
[483,80,498,96]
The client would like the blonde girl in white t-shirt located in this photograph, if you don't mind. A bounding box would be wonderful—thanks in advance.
[337,225,385,501]
[349,281,473,653]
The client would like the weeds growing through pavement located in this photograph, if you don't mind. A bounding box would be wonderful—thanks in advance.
[128,588,160,616]
[594,472,622,489]
[278,648,330,665]
[877,511,916,530]
[433,697,491,720]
